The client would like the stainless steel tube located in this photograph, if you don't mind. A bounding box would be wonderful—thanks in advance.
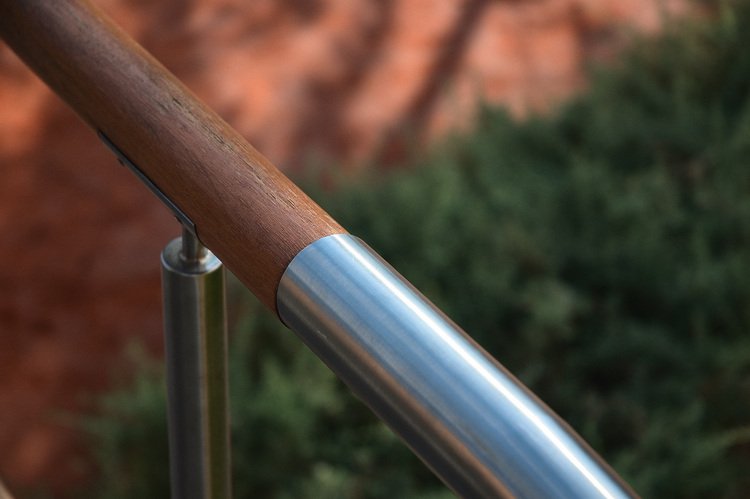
[277,234,636,499]
[162,231,231,499]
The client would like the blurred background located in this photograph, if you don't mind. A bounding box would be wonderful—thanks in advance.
[3,0,741,497]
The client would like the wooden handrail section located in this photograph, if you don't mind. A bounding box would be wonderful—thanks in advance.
[0,0,346,314]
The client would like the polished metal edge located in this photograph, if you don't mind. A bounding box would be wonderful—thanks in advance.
[277,234,635,499]
[161,234,222,276]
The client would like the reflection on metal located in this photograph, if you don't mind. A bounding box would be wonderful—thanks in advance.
[278,234,636,498]
[162,229,231,499]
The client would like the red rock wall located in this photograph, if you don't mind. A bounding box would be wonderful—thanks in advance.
[0,0,688,495]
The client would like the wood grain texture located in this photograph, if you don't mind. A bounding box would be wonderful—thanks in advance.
[0,0,346,314]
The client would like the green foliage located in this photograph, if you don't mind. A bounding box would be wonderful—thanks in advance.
[83,345,171,498]
[85,3,750,497]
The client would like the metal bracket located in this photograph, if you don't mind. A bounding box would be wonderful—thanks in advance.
[98,131,197,235]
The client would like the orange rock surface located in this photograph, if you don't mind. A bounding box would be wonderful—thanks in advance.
[0,0,688,495]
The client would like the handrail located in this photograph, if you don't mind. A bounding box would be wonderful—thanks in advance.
[0,1,638,497]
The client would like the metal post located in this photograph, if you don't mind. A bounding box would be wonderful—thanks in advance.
[161,226,231,499]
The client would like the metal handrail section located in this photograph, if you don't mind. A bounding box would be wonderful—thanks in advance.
[278,235,634,498]
[0,1,638,497]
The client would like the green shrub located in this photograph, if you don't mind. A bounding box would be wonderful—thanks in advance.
[85,3,750,497]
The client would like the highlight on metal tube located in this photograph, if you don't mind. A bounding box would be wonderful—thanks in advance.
[278,234,637,499]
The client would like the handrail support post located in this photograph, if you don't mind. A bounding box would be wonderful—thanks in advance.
[161,227,231,499]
